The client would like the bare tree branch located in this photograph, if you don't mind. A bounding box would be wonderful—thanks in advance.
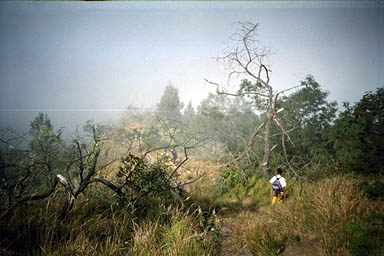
[16,174,75,203]
[225,120,266,166]
[167,146,189,182]
[90,177,124,196]
[273,117,295,147]
[177,174,207,188]
[16,178,59,203]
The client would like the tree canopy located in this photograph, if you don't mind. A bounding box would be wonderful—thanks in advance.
[330,87,384,174]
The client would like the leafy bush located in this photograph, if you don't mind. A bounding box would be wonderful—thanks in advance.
[214,167,247,197]
[116,154,171,203]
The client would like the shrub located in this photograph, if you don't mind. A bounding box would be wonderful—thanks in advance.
[214,167,247,197]
[115,154,172,207]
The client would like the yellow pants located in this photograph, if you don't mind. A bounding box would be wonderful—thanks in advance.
[272,193,283,205]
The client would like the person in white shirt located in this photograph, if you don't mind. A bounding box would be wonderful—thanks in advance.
[269,168,287,204]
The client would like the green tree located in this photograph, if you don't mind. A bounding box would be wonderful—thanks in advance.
[193,93,260,162]
[183,100,195,125]
[157,83,184,122]
[330,87,384,174]
[0,113,66,217]
[29,113,64,186]
[277,76,338,157]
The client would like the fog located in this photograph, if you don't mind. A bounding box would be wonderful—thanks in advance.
[1,1,383,140]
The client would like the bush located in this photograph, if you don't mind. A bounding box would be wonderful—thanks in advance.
[115,154,172,205]
[214,167,247,197]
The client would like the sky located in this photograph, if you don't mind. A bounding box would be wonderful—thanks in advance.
[0,1,383,137]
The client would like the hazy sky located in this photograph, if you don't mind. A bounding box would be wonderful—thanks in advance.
[0,1,383,135]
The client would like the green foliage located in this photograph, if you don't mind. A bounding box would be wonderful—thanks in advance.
[275,75,337,165]
[330,87,384,174]
[339,213,384,256]
[157,83,184,122]
[193,93,260,160]
[129,207,219,255]
[183,100,195,125]
[339,223,374,256]
[213,166,267,205]
[29,113,65,183]
[161,210,218,255]
[29,113,63,149]
[196,207,220,249]
[195,75,339,177]
[215,167,247,197]
[116,154,171,202]
[0,191,219,256]
[360,181,384,198]
[238,79,269,111]
[0,113,67,212]
[280,75,337,131]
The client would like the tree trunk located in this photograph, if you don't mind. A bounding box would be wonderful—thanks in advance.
[261,111,272,179]
[261,93,275,180]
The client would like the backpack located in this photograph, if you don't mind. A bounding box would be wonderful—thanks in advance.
[272,176,283,193]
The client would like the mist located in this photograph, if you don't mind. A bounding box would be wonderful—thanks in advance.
[1,1,383,140]
[1,2,384,255]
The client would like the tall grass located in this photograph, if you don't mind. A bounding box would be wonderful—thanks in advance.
[2,161,383,256]
[224,176,384,256]
[0,185,219,255]
[129,207,218,256]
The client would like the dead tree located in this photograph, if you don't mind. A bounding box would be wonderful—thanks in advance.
[1,118,205,220]
[206,22,302,179]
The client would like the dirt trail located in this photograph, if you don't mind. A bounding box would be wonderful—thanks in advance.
[218,217,252,256]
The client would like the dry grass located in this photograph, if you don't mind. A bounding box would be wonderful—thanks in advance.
[216,176,384,256]
[2,161,383,256]
[1,192,218,256]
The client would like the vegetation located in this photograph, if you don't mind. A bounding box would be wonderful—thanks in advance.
[330,87,384,174]
[1,22,383,255]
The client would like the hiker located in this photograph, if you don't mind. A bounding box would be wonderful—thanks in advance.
[171,149,177,163]
[269,168,287,204]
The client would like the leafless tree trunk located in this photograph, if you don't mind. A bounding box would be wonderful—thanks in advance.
[205,22,302,180]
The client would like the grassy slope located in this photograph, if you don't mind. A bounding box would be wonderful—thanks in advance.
[204,175,384,256]
[1,162,383,256]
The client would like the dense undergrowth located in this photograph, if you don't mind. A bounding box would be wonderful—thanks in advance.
[1,162,383,256]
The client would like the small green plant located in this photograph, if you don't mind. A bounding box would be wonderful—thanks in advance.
[196,207,220,247]
[215,167,246,197]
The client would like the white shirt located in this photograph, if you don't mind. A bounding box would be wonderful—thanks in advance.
[269,175,286,188]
